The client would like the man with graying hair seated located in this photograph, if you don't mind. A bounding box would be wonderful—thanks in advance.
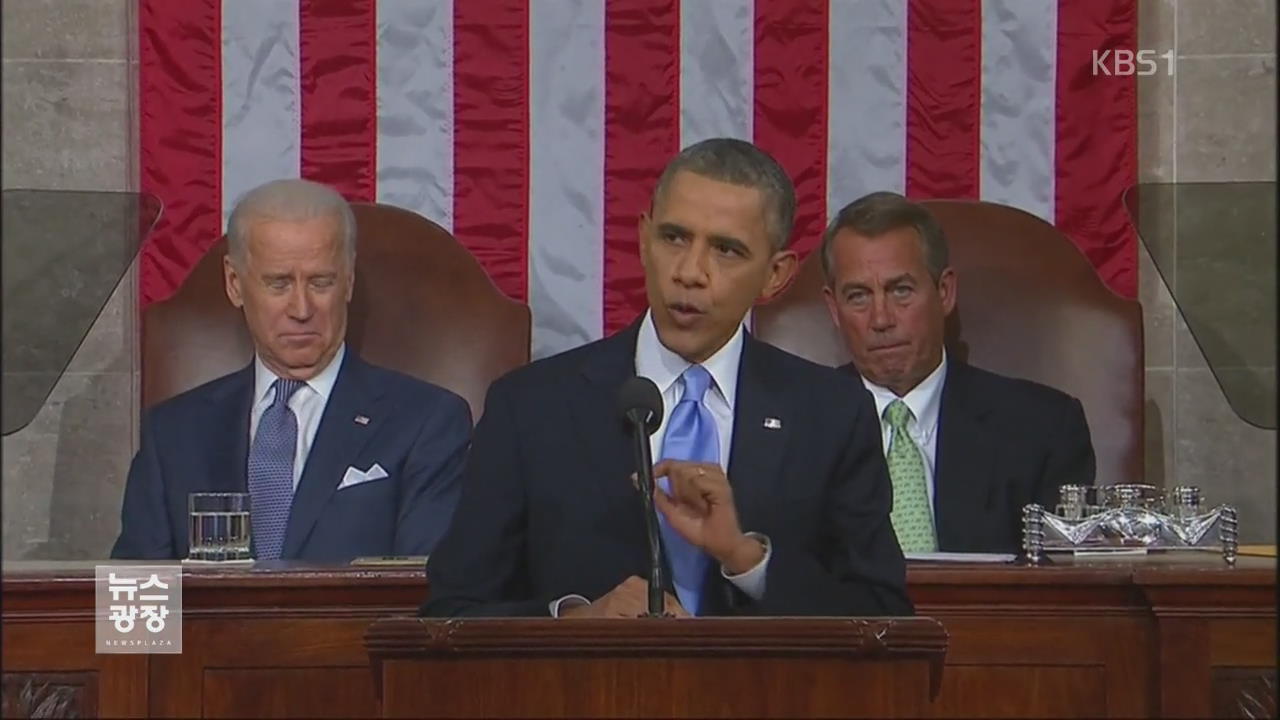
[112,178,471,562]
[820,191,1095,555]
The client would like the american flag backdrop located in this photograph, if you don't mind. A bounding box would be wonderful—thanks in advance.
[139,0,1137,360]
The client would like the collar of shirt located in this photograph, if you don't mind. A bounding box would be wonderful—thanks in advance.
[634,310,743,410]
[861,348,948,442]
[253,342,346,408]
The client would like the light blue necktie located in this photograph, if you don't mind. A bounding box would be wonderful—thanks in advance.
[247,378,304,560]
[658,365,718,615]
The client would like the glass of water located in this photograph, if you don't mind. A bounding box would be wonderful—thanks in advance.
[188,493,252,561]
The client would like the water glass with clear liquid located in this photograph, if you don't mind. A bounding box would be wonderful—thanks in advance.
[188,493,252,561]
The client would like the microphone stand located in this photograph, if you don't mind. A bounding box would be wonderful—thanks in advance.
[626,408,666,617]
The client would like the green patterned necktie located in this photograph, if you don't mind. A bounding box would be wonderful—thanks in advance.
[885,399,938,552]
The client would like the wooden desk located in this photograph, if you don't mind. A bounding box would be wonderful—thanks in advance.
[2,562,423,719]
[3,556,1274,718]
[366,616,947,718]
[909,555,1276,718]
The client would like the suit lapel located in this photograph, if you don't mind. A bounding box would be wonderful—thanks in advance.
[203,365,254,495]
[574,323,649,510]
[281,353,384,557]
[726,334,790,532]
[933,362,997,549]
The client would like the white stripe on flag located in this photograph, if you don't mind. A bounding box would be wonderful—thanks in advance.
[221,0,301,226]
[680,0,753,146]
[528,0,606,359]
[826,0,907,216]
[980,0,1057,221]
[376,0,454,231]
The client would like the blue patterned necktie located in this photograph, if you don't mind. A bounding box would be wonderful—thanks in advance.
[657,364,719,615]
[248,378,305,560]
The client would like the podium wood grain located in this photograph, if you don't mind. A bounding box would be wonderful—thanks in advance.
[365,616,947,718]
[3,556,1273,718]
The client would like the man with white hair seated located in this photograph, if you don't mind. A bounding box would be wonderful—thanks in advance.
[112,178,471,562]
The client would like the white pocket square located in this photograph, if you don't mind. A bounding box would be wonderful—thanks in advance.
[338,463,389,490]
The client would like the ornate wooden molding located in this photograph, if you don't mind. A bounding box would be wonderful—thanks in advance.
[1,672,97,719]
[367,616,945,656]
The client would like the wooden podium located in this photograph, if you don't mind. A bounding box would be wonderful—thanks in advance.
[6,560,1273,716]
[364,616,947,719]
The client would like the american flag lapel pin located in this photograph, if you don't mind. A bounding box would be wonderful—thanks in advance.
[763,417,782,430]
[355,415,370,425]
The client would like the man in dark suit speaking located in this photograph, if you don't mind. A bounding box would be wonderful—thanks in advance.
[112,178,471,562]
[423,139,911,618]
[820,192,1095,555]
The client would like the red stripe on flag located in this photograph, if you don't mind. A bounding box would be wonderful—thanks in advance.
[453,0,529,303]
[1055,1,1138,298]
[299,0,377,202]
[754,0,829,259]
[138,0,222,306]
[905,0,981,200]
[603,0,680,334]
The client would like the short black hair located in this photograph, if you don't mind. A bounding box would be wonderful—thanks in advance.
[652,138,797,252]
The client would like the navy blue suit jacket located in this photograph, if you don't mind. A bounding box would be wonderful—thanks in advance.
[422,320,912,617]
[843,360,1095,554]
[111,352,471,562]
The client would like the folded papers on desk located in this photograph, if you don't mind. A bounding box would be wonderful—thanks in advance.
[350,556,428,567]
[904,552,1017,563]
[1239,545,1276,557]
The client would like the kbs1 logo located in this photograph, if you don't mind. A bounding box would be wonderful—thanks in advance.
[1092,49,1174,77]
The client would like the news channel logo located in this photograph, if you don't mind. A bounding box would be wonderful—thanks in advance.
[95,565,182,654]
[1092,49,1175,77]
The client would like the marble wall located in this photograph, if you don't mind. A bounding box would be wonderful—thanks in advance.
[1,0,1275,558]
[2,0,139,558]
[1138,0,1277,541]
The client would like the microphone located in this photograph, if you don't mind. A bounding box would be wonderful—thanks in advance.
[616,376,665,617]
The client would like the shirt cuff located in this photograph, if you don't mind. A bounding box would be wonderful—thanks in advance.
[721,532,770,601]
[549,594,591,617]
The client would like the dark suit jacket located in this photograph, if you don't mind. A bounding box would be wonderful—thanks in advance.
[844,360,1095,554]
[422,320,912,617]
[111,352,471,562]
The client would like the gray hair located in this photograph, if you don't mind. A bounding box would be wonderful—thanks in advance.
[226,178,356,267]
[820,191,949,285]
[652,138,797,252]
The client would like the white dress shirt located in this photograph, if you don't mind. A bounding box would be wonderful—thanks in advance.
[860,349,948,512]
[249,343,345,490]
[550,312,771,616]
